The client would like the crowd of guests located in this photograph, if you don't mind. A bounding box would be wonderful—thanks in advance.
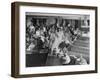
[26,17,87,65]
[26,18,79,51]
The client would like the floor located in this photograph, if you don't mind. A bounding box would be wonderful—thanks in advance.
[46,55,62,66]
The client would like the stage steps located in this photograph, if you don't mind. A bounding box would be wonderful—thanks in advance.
[69,36,89,59]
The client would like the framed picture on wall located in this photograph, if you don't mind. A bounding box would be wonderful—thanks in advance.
[11,2,98,78]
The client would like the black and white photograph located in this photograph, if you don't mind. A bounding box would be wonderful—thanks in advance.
[26,12,90,67]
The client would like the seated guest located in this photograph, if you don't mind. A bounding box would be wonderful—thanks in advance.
[75,55,88,65]
[29,24,35,34]
[36,28,41,37]
[57,49,64,58]
[60,47,71,65]
[58,41,70,51]
[27,42,35,51]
